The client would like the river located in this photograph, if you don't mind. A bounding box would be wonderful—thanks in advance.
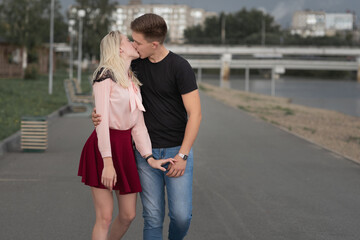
[201,76,360,117]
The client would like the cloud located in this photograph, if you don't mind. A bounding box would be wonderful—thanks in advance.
[271,0,306,21]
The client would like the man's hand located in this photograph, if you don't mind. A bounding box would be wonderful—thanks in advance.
[92,108,102,127]
[166,154,187,178]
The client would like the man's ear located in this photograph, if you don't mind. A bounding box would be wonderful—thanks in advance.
[152,41,160,49]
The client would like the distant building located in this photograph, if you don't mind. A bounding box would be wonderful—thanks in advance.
[0,37,53,79]
[325,13,354,36]
[111,0,217,43]
[291,10,354,37]
[291,11,326,37]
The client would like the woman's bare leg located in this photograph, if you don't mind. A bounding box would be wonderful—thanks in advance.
[108,192,137,240]
[91,187,114,240]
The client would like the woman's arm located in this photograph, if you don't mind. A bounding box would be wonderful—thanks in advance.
[132,111,174,171]
[131,111,152,157]
[93,79,112,158]
[93,79,117,190]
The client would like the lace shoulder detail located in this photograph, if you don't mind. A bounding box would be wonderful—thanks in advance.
[93,68,117,84]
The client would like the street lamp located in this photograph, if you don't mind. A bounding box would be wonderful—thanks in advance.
[48,0,55,95]
[68,19,75,81]
[77,9,86,85]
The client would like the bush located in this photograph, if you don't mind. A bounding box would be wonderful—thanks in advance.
[24,64,39,80]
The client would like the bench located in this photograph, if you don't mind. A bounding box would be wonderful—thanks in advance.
[64,78,93,114]
[21,116,48,152]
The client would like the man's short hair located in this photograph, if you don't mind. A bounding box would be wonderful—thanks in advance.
[130,13,167,44]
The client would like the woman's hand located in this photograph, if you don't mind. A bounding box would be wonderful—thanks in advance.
[101,157,117,191]
[147,157,176,172]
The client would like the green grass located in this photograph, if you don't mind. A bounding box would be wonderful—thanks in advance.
[274,106,295,116]
[238,94,260,102]
[198,84,212,92]
[0,68,92,141]
[270,120,280,125]
[237,105,251,112]
[303,127,316,134]
[260,116,268,122]
[346,136,360,145]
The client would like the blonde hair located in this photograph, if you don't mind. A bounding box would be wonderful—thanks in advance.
[92,30,141,88]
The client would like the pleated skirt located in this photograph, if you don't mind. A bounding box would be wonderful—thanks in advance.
[78,128,142,194]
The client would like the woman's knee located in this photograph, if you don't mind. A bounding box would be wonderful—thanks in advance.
[118,211,136,225]
[96,212,113,229]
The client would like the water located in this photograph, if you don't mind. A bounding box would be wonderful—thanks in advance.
[201,76,360,117]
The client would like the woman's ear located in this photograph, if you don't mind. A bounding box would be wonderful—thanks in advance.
[119,48,124,53]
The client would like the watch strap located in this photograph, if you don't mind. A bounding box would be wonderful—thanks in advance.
[145,154,155,163]
[178,153,188,160]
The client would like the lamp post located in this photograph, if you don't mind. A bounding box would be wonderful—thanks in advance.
[68,19,75,81]
[77,9,86,85]
[48,0,55,95]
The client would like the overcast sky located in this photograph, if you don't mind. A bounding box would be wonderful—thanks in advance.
[60,0,360,27]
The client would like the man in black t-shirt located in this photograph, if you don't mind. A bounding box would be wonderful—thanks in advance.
[93,13,202,240]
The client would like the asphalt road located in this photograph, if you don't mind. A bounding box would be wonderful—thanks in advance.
[1,92,360,240]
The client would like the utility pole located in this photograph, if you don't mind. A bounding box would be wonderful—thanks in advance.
[261,16,266,46]
[258,7,266,46]
[221,13,226,44]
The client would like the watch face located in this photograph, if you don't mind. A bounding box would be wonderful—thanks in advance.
[183,155,188,160]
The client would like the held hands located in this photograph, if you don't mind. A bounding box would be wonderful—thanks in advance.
[147,157,176,172]
[101,157,117,191]
[166,154,187,178]
[92,108,101,127]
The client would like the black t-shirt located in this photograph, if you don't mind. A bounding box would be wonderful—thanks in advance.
[131,51,198,148]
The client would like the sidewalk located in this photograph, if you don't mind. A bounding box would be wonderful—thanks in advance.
[1,92,360,239]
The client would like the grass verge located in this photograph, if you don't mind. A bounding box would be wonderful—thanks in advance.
[0,69,92,141]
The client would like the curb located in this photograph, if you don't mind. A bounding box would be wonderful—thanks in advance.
[0,105,71,158]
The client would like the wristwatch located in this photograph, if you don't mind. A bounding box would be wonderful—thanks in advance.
[178,153,188,160]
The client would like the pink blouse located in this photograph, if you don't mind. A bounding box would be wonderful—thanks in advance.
[93,78,152,158]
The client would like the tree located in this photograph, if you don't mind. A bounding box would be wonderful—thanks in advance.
[184,8,359,47]
[0,0,67,64]
[70,0,117,59]
[184,8,281,45]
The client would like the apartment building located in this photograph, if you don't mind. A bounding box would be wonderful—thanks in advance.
[291,10,354,37]
[111,0,217,43]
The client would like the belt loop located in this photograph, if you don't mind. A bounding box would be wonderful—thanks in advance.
[161,148,164,159]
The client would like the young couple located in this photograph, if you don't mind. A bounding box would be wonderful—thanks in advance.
[78,13,202,240]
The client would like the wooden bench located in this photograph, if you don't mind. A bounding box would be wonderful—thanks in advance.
[64,78,93,113]
[21,116,48,152]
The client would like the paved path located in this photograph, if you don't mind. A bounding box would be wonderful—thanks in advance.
[1,92,360,239]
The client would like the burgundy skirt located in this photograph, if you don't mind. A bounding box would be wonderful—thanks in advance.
[78,128,142,194]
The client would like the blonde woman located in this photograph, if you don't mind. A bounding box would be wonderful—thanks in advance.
[78,31,173,240]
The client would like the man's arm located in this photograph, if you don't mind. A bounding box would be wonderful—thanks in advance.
[166,89,202,178]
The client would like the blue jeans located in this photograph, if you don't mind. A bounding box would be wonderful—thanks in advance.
[135,146,193,240]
